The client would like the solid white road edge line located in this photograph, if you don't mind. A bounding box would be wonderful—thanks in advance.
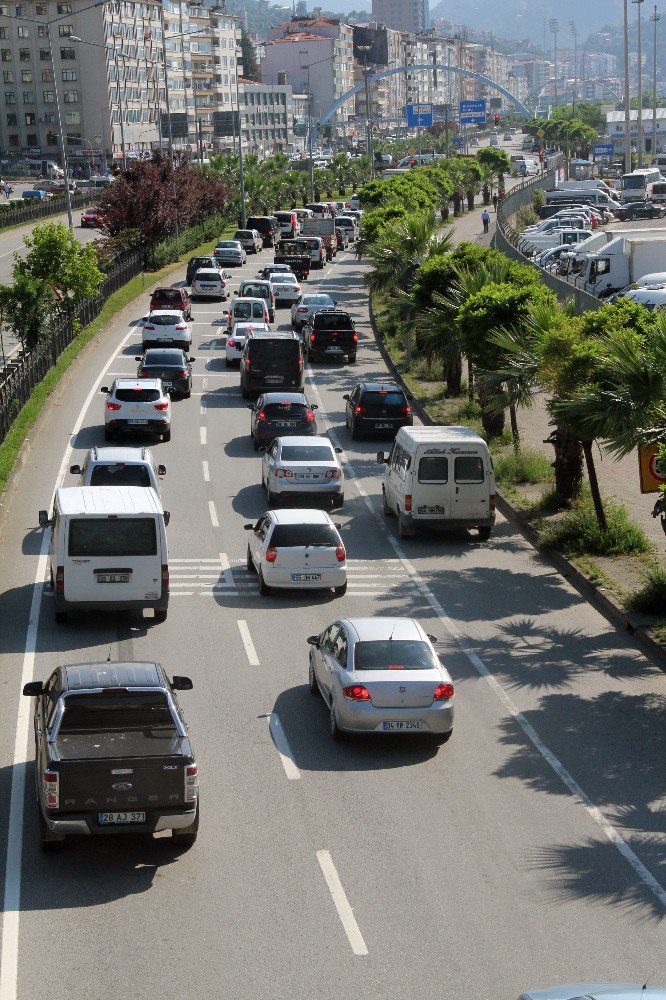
[237,618,259,666]
[304,360,666,912]
[208,500,219,527]
[0,328,135,1000]
[316,850,368,956]
[266,713,301,780]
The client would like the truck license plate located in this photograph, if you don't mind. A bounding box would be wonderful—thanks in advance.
[97,574,130,583]
[98,811,146,824]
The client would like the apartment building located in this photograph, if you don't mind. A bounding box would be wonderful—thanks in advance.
[236,78,293,155]
[465,43,509,110]
[370,0,427,35]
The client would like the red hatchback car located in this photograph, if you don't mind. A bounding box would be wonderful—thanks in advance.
[80,206,106,228]
[149,286,192,321]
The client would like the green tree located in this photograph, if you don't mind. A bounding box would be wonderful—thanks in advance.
[240,26,260,82]
[552,102,606,132]
[476,146,511,180]
[14,221,103,322]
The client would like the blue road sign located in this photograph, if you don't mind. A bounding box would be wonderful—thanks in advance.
[406,103,434,127]
[593,143,614,157]
[459,100,486,125]
[452,137,464,148]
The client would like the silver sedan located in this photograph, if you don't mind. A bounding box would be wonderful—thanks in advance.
[291,292,336,331]
[307,617,455,741]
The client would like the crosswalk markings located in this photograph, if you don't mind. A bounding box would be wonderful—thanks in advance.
[169,556,236,597]
[228,557,418,595]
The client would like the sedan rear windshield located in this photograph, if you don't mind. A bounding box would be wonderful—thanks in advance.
[115,388,161,402]
[89,465,151,488]
[152,290,182,303]
[264,402,308,418]
[272,276,298,284]
[280,445,333,462]
[147,315,182,326]
[270,524,339,547]
[314,315,353,330]
[354,640,437,671]
[68,517,157,556]
[59,692,175,733]
[144,351,184,365]
[363,391,406,406]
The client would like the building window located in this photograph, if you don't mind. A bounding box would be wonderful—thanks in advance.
[57,2,72,11]
[63,89,78,102]
[0,27,6,38]
[64,110,80,124]
[41,69,52,81]
[62,68,76,81]
[21,70,31,82]
[2,69,12,82]
[58,24,73,37]
[8,133,18,145]
[1,49,11,61]
[26,132,37,145]
[15,4,27,13]
[5,112,15,124]
[43,111,54,123]
[46,130,57,144]
[4,91,15,102]
[24,112,35,124]
[36,3,47,11]
[39,48,49,60]
[19,48,30,61]
[38,25,48,37]
[60,47,75,59]
[17,25,29,37]
[0,5,7,13]
[22,91,33,103]
[42,90,53,102]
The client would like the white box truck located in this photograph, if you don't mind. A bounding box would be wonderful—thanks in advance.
[581,235,666,295]
[557,228,666,278]
[519,227,593,257]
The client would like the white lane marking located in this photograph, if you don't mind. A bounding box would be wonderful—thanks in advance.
[219,552,230,573]
[237,619,259,665]
[267,713,301,780]
[208,500,219,527]
[200,426,207,445]
[316,850,368,956]
[202,460,210,482]
[304,361,666,912]
[0,327,135,1000]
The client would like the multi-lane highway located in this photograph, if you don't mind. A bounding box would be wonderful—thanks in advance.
[0,233,664,1000]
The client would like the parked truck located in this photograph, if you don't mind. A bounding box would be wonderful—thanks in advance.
[557,228,665,278]
[518,227,593,257]
[581,235,666,296]
[301,217,338,260]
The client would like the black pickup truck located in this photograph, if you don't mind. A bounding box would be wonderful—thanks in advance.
[23,661,199,851]
[274,239,310,280]
[303,308,358,364]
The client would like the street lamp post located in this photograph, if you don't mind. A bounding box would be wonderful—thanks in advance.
[47,27,73,229]
[234,43,247,227]
[300,52,339,200]
[569,21,577,115]
[624,0,633,171]
[549,19,559,108]
[633,0,646,166]
[650,5,660,160]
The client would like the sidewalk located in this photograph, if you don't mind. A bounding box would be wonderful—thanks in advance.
[445,193,665,580]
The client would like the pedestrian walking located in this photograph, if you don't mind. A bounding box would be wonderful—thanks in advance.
[492,193,498,212]
[481,209,490,234]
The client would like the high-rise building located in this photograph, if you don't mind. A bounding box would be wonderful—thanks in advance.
[370,0,428,36]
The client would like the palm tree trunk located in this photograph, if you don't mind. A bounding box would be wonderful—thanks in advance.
[544,424,584,502]
[509,403,520,454]
[468,360,474,401]
[466,190,475,211]
[582,440,608,531]
[479,389,505,437]
[453,194,462,216]
[445,351,462,395]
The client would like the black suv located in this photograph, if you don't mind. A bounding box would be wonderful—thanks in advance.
[303,309,357,364]
[246,215,280,248]
[343,381,413,438]
[240,332,304,398]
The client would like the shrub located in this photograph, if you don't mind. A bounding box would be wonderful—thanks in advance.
[515,204,538,230]
[531,188,545,211]
[494,448,553,485]
[538,496,650,556]
[626,564,666,614]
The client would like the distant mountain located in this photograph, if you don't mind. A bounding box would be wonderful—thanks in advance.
[427,0,623,47]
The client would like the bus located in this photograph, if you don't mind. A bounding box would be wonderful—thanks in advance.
[619,167,662,202]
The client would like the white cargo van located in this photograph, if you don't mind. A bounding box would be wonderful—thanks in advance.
[38,486,170,623]
[378,426,496,540]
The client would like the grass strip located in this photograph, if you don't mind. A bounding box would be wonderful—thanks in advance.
[0,224,233,495]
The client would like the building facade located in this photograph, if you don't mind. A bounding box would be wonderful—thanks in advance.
[236,78,293,155]
[370,0,427,35]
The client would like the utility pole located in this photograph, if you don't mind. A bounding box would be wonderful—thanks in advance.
[624,0,633,172]
[634,0,645,166]
[569,21,577,116]
[651,5,660,160]
[549,20,559,107]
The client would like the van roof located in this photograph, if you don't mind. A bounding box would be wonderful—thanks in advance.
[55,485,163,516]
[395,426,487,446]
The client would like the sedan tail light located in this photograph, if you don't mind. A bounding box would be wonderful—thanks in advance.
[144,324,155,331]
[257,411,266,421]
[175,324,188,331]
[354,406,365,414]
[294,285,301,293]
[342,685,371,701]
[154,402,169,411]
[138,368,148,376]
[433,683,454,701]
[177,369,188,378]
[306,411,315,422]
[265,546,277,563]
[184,764,198,803]
[335,545,346,562]
[401,405,412,415]
[228,339,237,348]
[43,770,59,809]
[325,469,342,480]
[106,401,121,411]
[309,333,316,343]
[352,332,358,342]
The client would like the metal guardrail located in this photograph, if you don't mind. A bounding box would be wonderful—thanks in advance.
[495,159,602,313]
[0,189,95,230]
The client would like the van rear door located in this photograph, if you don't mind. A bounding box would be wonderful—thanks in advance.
[412,450,452,519]
[64,515,163,603]
[452,451,490,521]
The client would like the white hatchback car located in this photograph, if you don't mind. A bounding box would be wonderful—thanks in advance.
[270,273,302,306]
[244,508,347,596]
[142,310,192,352]
[307,617,455,741]
[261,435,344,508]
[191,268,229,301]
[225,321,270,366]
[100,379,171,442]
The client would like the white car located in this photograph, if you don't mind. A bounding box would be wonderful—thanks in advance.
[261,435,344,508]
[100,378,171,442]
[270,273,302,306]
[225,321,270,366]
[142,310,192,352]
[307,617,454,741]
[244,508,347,596]
[302,236,326,268]
[190,268,229,300]
[69,446,166,496]
[291,292,336,331]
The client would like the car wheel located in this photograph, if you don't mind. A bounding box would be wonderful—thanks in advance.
[267,485,279,507]
[382,487,393,517]
[162,428,171,442]
[184,389,191,399]
[308,658,319,694]
[225,358,232,368]
[241,386,249,399]
[629,213,636,221]
[334,579,347,597]
[350,420,359,440]
[329,702,343,740]
[246,545,254,573]
[348,355,357,365]
[258,568,271,596]
[477,526,492,541]
[104,427,114,441]
[171,802,199,847]
[253,435,260,451]
[154,608,167,623]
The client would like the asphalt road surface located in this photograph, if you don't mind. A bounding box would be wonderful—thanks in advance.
[0,235,664,1000]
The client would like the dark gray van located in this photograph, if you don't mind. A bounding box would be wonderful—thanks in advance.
[240,332,303,398]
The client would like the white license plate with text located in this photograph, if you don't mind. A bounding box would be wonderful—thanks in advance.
[98,811,146,824]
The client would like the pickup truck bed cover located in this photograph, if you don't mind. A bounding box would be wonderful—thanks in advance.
[55,729,185,760]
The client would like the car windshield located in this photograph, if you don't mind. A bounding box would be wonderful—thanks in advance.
[115,388,162,402]
[280,444,334,462]
[354,640,437,671]
[59,692,175,733]
[315,314,353,330]
[148,315,182,326]
[270,524,339,547]
[89,465,152,487]
[264,402,308,418]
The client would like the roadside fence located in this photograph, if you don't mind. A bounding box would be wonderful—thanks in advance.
[0,190,94,231]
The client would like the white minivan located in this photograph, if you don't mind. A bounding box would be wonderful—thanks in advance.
[378,426,496,540]
[38,486,170,623]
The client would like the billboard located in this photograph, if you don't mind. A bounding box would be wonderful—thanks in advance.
[213,111,241,138]
[406,103,434,127]
[352,25,389,66]
[459,100,486,124]
[158,113,189,139]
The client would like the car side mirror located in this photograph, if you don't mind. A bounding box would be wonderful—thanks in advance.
[233,290,238,295]
[157,464,166,476]
[377,451,388,464]
[163,511,171,527]
[100,386,109,394]
[247,404,255,410]
[427,634,438,644]
[244,523,254,530]
[23,681,44,696]
[171,675,193,691]
[334,447,342,454]
[134,356,142,361]
[311,404,318,410]
[69,464,81,475]
[189,356,196,363]
[342,394,350,401]
[38,509,50,527]
[307,635,320,647]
